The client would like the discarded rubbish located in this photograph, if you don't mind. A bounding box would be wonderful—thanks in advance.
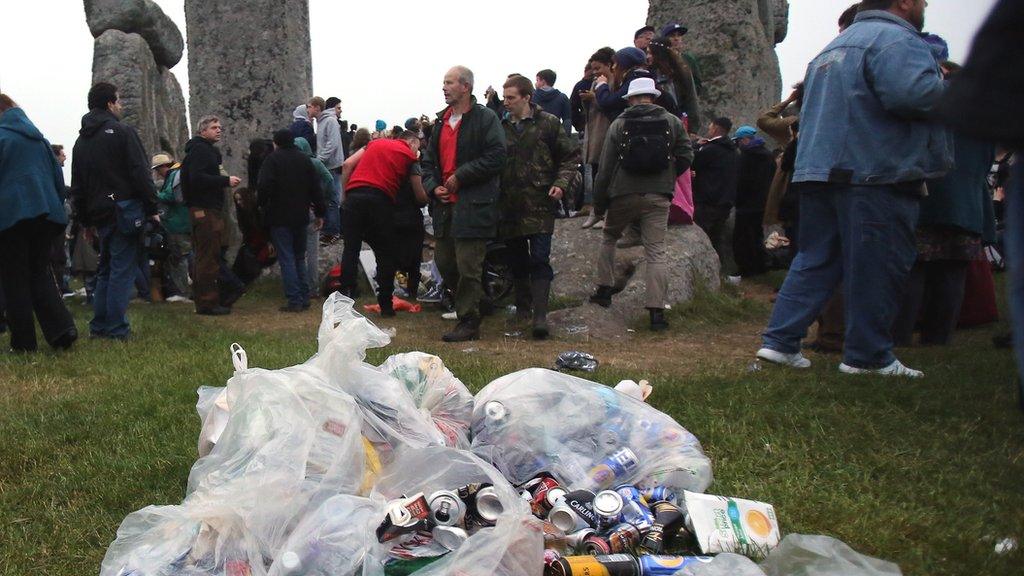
[995,537,1018,554]
[102,294,905,576]
[555,351,599,372]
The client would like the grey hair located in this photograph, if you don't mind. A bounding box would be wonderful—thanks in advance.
[196,115,221,133]
[451,65,474,89]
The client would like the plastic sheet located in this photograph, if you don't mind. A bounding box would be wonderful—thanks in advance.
[268,495,382,576]
[471,368,713,495]
[759,534,903,576]
[379,352,475,449]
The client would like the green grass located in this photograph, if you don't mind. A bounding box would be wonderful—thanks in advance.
[0,277,1022,576]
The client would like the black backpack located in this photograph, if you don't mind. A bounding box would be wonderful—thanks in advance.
[618,117,672,174]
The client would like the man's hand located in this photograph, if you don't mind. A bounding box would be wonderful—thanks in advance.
[595,75,609,86]
[785,87,801,105]
[435,186,452,203]
[548,186,564,200]
[314,217,324,231]
[580,89,595,103]
[444,174,460,194]
[229,176,242,187]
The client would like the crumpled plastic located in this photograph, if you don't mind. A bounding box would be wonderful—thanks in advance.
[555,351,598,372]
[675,534,903,576]
[471,368,713,495]
[363,445,543,576]
[379,352,475,449]
[268,494,382,576]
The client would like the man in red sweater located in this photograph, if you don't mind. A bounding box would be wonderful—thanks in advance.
[339,130,425,316]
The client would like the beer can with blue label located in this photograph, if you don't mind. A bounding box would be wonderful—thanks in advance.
[586,448,639,490]
[637,555,714,576]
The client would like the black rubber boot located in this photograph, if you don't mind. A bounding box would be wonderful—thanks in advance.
[649,307,669,331]
[442,317,481,342]
[589,285,614,308]
[531,278,551,339]
[514,278,532,321]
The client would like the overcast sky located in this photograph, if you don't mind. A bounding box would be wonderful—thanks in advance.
[0,0,998,180]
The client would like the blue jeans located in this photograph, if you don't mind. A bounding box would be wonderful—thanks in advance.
[270,225,309,307]
[322,171,342,236]
[91,225,142,338]
[1005,159,1024,399]
[506,233,554,281]
[762,184,919,369]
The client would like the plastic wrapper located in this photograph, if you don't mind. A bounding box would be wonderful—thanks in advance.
[674,553,766,576]
[268,494,383,576]
[759,534,903,576]
[471,368,712,496]
[363,446,544,576]
[196,385,229,458]
[379,352,475,448]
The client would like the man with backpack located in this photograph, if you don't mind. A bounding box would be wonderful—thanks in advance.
[589,77,693,331]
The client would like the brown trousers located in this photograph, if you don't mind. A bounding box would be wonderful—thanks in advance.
[599,193,671,309]
[189,208,228,310]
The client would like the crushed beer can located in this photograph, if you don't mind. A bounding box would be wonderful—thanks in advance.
[606,523,641,553]
[555,351,599,372]
[585,448,639,490]
[377,493,431,542]
[427,490,466,527]
[547,553,640,576]
[638,501,686,555]
[637,554,714,576]
[641,486,677,505]
[431,525,468,551]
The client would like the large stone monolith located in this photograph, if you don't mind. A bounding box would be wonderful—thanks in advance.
[84,0,184,68]
[648,0,790,128]
[184,0,313,184]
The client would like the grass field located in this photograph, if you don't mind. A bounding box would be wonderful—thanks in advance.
[0,275,1021,576]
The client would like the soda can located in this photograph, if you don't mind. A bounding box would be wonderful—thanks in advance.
[582,534,613,555]
[546,487,568,507]
[548,501,583,533]
[637,555,713,576]
[431,525,468,551]
[585,448,639,490]
[639,501,686,555]
[592,490,624,531]
[548,554,640,576]
[484,400,508,426]
[564,528,595,552]
[530,475,561,516]
[620,500,654,532]
[641,486,677,505]
[615,485,643,504]
[428,490,466,527]
[606,523,641,553]
[564,490,599,528]
[474,486,504,524]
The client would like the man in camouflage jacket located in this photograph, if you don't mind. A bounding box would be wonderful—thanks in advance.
[499,75,581,339]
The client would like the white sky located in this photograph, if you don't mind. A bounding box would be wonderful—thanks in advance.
[0,0,998,181]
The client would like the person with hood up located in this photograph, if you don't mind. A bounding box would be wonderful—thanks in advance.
[692,117,739,274]
[0,94,77,352]
[589,78,693,331]
[70,82,160,339]
[731,126,776,278]
[533,69,573,136]
[257,129,326,312]
[308,96,345,241]
[179,114,245,315]
[294,136,334,299]
[289,104,316,154]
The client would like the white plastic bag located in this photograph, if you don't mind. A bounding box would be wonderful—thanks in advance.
[472,368,713,495]
[379,352,475,448]
[759,534,903,576]
[268,494,382,576]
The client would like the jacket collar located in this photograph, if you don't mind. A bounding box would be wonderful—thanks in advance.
[502,103,542,125]
[436,96,478,120]
[854,9,921,35]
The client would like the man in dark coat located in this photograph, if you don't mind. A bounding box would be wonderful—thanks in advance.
[731,126,776,277]
[289,104,317,154]
[422,65,506,342]
[258,129,326,312]
[70,82,159,339]
[533,69,573,136]
[180,115,245,315]
[692,117,739,274]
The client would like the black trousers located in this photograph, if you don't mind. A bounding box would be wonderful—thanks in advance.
[0,218,76,351]
[733,210,768,277]
[394,225,424,299]
[892,260,970,346]
[340,188,397,305]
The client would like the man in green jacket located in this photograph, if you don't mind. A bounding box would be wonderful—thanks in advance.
[590,77,694,331]
[499,75,581,339]
[422,66,507,342]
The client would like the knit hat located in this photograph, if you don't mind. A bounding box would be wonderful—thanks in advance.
[375,119,387,132]
[404,117,419,130]
[733,126,757,139]
[614,47,647,70]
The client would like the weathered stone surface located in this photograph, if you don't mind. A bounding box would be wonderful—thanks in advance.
[548,220,721,340]
[648,0,789,128]
[185,0,313,185]
[91,30,189,159]
[84,0,184,68]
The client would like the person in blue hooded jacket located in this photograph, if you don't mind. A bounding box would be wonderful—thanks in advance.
[0,94,77,352]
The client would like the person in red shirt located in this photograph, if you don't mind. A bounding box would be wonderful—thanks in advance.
[338,130,425,316]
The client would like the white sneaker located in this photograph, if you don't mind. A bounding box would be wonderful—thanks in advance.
[592,220,605,230]
[839,360,923,378]
[441,311,459,321]
[166,295,193,303]
[581,213,603,229]
[756,347,812,368]
[727,275,742,285]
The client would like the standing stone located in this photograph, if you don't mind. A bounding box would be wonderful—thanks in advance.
[648,0,789,128]
[84,0,184,68]
[184,0,313,185]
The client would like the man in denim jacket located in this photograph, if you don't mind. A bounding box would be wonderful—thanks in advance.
[756,0,952,378]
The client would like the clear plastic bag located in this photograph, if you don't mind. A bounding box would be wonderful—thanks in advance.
[363,446,543,576]
[759,534,903,576]
[196,385,229,458]
[471,368,713,496]
[268,494,383,576]
[379,352,475,449]
[675,553,767,576]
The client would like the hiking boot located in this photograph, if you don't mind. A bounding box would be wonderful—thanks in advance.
[197,306,231,316]
[442,318,480,342]
[756,347,811,368]
[649,308,669,331]
[531,278,551,340]
[839,359,923,378]
[514,279,533,322]
[589,285,614,308]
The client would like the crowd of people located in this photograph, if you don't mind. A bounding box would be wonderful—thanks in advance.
[1,0,1021,388]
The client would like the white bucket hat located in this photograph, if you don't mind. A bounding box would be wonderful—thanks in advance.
[622,77,662,99]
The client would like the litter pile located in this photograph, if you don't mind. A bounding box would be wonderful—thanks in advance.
[101,295,903,576]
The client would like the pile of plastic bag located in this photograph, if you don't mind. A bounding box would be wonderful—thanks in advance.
[101,294,903,576]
